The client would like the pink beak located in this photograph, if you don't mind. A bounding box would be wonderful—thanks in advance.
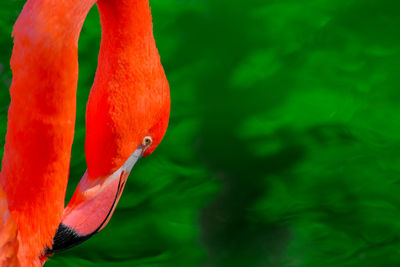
[46,145,146,253]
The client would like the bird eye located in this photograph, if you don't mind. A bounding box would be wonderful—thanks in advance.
[142,136,153,147]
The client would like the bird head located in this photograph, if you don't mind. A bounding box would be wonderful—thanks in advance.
[47,32,170,253]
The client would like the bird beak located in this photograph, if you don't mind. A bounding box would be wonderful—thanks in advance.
[46,145,146,254]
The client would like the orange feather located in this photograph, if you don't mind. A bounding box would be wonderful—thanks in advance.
[0,0,169,265]
[0,0,95,265]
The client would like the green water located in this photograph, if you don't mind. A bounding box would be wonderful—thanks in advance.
[1,0,400,266]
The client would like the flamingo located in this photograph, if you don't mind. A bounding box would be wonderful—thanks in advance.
[0,0,170,265]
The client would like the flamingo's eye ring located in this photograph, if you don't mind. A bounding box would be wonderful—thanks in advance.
[142,136,153,147]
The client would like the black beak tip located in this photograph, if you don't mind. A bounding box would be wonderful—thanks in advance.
[45,223,91,255]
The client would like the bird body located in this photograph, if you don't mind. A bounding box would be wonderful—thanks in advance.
[0,0,170,265]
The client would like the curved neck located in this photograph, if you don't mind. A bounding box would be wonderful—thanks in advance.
[0,0,160,263]
[86,0,165,177]
[0,0,95,263]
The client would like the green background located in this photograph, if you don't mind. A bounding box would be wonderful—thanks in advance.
[1,0,400,266]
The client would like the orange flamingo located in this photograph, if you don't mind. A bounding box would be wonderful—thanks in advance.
[0,0,170,265]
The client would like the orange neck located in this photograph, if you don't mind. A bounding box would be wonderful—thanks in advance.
[86,0,168,178]
[0,0,95,263]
